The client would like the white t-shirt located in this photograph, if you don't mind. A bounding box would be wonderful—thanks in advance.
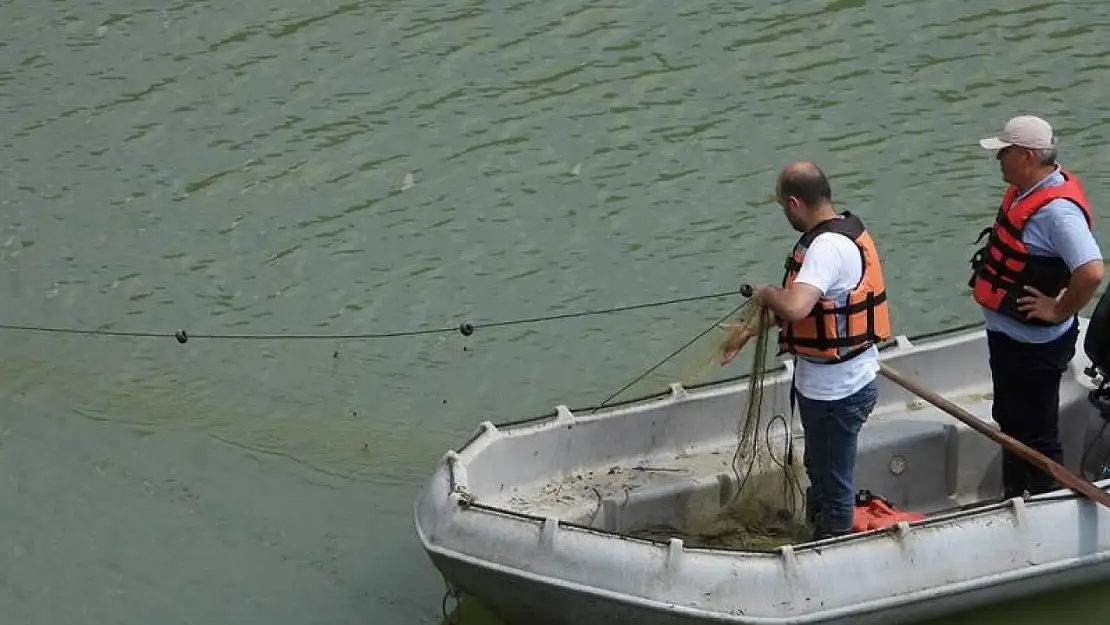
[789,232,879,401]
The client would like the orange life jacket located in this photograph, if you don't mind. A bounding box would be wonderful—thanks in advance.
[777,212,891,363]
[967,169,1093,326]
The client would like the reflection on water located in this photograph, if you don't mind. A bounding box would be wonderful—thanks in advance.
[0,339,448,486]
[445,580,1109,625]
[443,597,504,625]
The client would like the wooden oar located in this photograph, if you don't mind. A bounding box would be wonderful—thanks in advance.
[877,362,1110,509]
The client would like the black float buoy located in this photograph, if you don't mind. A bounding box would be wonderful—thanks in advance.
[458,321,474,336]
[175,329,188,344]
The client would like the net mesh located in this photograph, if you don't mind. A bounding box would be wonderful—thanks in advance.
[627,299,810,550]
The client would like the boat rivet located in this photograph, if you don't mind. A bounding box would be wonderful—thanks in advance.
[889,455,906,475]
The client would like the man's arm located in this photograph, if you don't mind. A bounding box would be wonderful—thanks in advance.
[755,234,848,322]
[1019,200,1105,323]
[1052,260,1104,319]
[756,283,822,322]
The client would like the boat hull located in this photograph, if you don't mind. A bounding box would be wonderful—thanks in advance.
[429,546,1110,625]
[416,318,1110,625]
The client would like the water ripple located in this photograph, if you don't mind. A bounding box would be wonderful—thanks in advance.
[5,0,1110,620]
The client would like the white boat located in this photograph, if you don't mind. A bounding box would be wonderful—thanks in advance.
[415,310,1110,625]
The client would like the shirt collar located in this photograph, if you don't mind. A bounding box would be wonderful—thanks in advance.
[1014,164,1062,202]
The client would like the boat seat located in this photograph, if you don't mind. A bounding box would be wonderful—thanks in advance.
[852,420,957,512]
[587,421,966,533]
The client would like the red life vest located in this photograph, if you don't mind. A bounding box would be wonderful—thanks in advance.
[778,212,891,363]
[968,169,1093,326]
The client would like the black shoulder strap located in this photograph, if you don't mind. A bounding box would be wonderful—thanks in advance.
[795,212,864,249]
[786,212,868,281]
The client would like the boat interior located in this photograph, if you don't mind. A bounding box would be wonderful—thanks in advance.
[454,304,1110,550]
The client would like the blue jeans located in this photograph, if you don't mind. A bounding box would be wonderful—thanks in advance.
[796,379,879,535]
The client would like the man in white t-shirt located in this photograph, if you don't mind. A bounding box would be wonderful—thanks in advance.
[725,161,892,540]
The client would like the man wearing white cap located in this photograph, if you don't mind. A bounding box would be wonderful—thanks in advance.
[969,115,1104,498]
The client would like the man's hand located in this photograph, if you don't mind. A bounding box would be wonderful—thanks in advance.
[752,285,774,307]
[718,307,778,366]
[718,322,752,366]
[1030,260,1106,324]
[1019,257,1104,324]
[1017,285,1065,323]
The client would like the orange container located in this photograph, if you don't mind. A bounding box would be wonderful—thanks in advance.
[851,490,926,533]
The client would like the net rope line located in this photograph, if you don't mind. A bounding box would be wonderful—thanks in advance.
[0,287,750,344]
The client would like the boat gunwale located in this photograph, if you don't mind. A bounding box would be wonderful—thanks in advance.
[443,319,994,484]
[439,476,1110,556]
[473,319,988,442]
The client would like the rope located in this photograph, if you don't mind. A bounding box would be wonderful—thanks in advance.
[589,297,752,413]
[441,580,462,624]
[0,287,750,344]
[730,301,767,501]
[766,412,803,517]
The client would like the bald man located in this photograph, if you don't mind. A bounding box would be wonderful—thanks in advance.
[736,162,893,540]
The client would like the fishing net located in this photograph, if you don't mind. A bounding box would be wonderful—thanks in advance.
[626,298,809,550]
[720,299,808,548]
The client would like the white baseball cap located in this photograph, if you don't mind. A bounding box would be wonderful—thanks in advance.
[979,115,1055,151]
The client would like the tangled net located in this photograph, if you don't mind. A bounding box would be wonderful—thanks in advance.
[722,301,807,544]
[628,299,809,550]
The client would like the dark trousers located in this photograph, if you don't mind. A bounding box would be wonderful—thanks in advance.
[986,320,1078,498]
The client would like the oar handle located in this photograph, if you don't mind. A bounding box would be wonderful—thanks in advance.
[877,363,1110,509]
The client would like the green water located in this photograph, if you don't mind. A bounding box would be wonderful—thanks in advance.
[2,0,1110,623]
